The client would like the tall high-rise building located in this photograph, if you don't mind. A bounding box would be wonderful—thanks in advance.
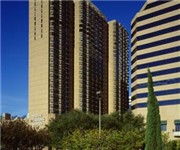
[29,0,129,127]
[108,20,129,114]
[131,0,180,139]
[74,0,108,114]
[29,0,74,127]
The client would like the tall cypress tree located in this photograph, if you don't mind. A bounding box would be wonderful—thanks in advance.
[145,68,162,150]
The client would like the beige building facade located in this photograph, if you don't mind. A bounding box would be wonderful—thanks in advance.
[29,0,129,128]
[29,0,74,127]
[74,0,108,114]
[29,0,50,127]
[108,20,129,114]
[131,0,180,139]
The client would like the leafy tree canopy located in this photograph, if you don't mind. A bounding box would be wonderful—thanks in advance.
[47,109,145,148]
[1,120,48,150]
[62,129,145,150]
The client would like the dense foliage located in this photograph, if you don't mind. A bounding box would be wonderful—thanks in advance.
[62,129,144,150]
[1,109,179,150]
[145,68,162,150]
[1,120,48,150]
[162,133,180,150]
[47,110,145,148]
[166,140,180,150]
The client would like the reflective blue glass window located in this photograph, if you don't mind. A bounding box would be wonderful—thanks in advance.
[132,88,180,100]
[175,124,180,131]
[132,57,180,74]
[131,99,180,109]
[137,36,180,50]
[161,124,167,131]
[144,1,170,10]
[137,25,180,41]
[131,1,172,31]
[132,67,180,82]
[138,4,180,22]
[138,15,180,31]
[131,46,180,65]
[132,78,180,92]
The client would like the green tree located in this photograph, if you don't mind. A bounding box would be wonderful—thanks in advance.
[47,110,145,148]
[162,132,170,149]
[166,140,180,150]
[62,129,144,150]
[47,110,98,148]
[145,68,162,150]
[101,111,144,131]
[121,111,144,131]
[1,120,48,150]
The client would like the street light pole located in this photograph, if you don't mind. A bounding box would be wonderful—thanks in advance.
[96,91,101,139]
[99,96,101,139]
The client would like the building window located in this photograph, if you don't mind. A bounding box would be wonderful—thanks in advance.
[131,99,180,109]
[133,46,180,64]
[138,15,180,31]
[174,120,180,131]
[132,67,180,81]
[34,0,36,40]
[40,0,43,38]
[132,57,180,74]
[131,88,180,100]
[161,121,167,131]
[132,77,180,92]
[137,36,180,51]
[144,1,169,10]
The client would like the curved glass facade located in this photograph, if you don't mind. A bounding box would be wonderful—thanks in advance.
[131,0,180,140]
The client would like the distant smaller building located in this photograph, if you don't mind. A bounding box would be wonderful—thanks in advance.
[2,113,11,121]
[1,113,29,123]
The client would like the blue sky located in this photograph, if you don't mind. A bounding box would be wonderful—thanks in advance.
[1,1,144,117]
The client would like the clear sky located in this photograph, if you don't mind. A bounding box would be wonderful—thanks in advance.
[1,0,145,117]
